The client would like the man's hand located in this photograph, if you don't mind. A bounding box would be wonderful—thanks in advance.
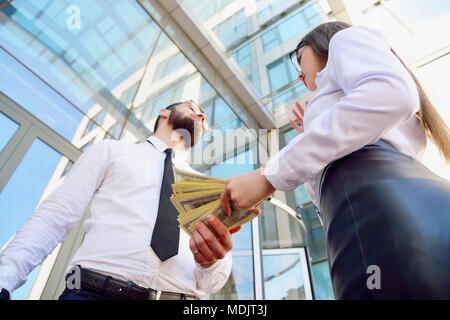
[189,214,233,268]
[0,288,10,300]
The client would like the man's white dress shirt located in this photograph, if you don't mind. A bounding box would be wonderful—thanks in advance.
[0,135,231,298]
[264,25,427,207]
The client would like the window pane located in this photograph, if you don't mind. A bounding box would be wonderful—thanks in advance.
[292,184,310,205]
[233,44,251,67]
[311,260,335,300]
[298,203,326,262]
[213,116,243,133]
[260,201,305,249]
[267,58,289,92]
[261,29,279,52]
[210,255,254,299]
[235,9,246,31]
[0,111,19,152]
[0,138,64,299]
[213,98,234,122]
[263,253,307,299]
[278,11,308,43]
[184,0,235,21]
[0,0,158,139]
[0,47,83,141]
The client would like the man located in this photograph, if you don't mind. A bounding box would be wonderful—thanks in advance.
[0,101,236,300]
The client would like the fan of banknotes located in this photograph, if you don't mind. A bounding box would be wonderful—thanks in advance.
[171,166,259,237]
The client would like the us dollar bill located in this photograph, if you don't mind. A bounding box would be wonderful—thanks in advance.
[181,199,258,237]
[172,181,224,194]
[171,190,223,215]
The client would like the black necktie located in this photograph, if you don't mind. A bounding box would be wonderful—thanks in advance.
[149,145,179,261]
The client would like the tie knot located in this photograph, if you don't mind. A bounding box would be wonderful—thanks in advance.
[165,148,172,156]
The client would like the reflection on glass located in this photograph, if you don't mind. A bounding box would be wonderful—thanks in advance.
[267,56,299,93]
[291,184,310,206]
[152,52,189,83]
[263,253,306,299]
[184,0,235,21]
[219,0,325,109]
[213,98,235,122]
[61,159,74,178]
[257,0,286,17]
[0,47,83,141]
[0,111,19,152]
[298,203,326,262]
[213,9,247,48]
[260,200,305,249]
[0,138,63,299]
[270,81,307,110]
[311,260,335,300]
[81,110,106,138]
[213,146,255,172]
[210,255,254,300]
[105,122,123,140]
[0,0,158,138]
[214,116,243,133]
[230,221,253,252]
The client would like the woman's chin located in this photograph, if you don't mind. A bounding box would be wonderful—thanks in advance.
[307,80,317,91]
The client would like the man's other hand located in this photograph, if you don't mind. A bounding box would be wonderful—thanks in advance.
[189,214,233,268]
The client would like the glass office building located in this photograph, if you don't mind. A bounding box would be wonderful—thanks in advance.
[1,0,448,300]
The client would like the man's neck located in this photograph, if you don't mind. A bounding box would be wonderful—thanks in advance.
[154,127,188,152]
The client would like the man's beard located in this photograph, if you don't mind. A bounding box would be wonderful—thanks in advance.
[167,108,203,148]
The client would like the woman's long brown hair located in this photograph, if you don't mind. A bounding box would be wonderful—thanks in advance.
[297,21,450,162]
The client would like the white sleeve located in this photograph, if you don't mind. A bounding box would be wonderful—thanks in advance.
[194,252,232,294]
[264,26,420,191]
[0,140,111,293]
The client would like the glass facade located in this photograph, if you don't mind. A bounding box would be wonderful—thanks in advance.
[0,137,64,299]
[0,0,261,300]
[184,0,329,112]
[278,124,335,300]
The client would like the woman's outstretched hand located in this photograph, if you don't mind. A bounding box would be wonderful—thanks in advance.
[289,101,308,134]
[220,167,276,216]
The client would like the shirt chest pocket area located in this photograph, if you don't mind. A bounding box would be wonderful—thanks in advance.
[111,155,153,188]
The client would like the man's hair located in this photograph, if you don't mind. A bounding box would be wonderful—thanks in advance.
[153,102,185,132]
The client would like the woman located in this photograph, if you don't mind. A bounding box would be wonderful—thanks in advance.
[220,22,450,299]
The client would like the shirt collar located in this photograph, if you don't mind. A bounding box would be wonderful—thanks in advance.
[146,135,169,153]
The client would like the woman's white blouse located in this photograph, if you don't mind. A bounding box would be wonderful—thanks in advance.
[264,25,427,207]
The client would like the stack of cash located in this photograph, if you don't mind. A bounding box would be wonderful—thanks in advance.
[171,166,259,237]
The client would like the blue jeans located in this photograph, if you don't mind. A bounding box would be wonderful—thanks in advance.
[58,287,113,300]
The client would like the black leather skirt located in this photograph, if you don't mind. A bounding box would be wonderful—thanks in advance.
[316,140,450,299]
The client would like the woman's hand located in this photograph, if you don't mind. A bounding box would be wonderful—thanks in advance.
[289,101,308,134]
[220,167,276,214]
